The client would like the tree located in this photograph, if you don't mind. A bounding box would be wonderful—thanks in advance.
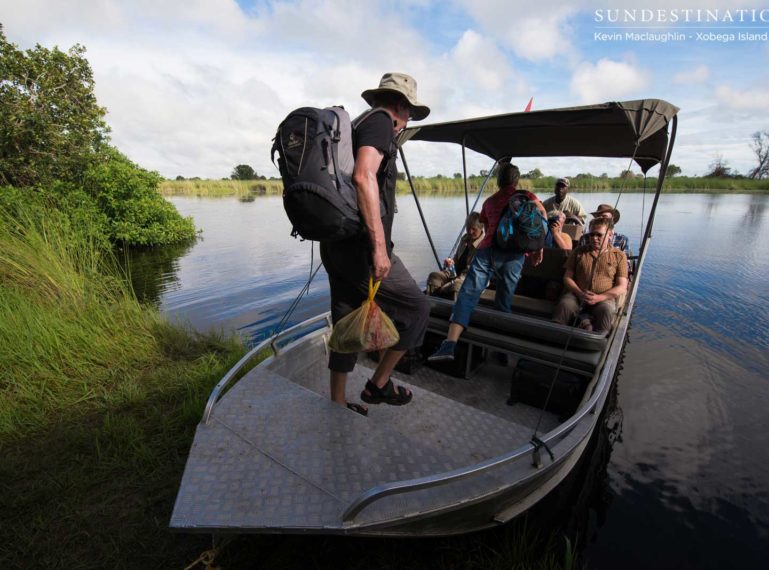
[705,155,732,178]
[0,31,109,187]
[666,164,682,177]
[619,170,635,179]
[231,164,256,180]
[175,175,186,180]
[453,172,462,179]
[84,148,195,245]
[0,30,195,246]
[748,130,769,179]
[525,168,543,179]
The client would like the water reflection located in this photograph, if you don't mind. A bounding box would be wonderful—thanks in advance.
[118,239,195,306]
[702,192,724,219]
[743,193,768,229]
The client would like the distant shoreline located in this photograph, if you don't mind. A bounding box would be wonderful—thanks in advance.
[160,177,769,197]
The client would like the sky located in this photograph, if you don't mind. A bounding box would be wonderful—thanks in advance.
[2,0,769,180]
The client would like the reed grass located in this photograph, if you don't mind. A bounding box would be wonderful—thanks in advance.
[0,200,249,568]
[159,179,283,197]
[160,175,768,199]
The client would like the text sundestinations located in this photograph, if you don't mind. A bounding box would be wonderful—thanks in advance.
[594,8,769,24]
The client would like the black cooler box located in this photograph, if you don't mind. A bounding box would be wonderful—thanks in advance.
[507,359,588,419]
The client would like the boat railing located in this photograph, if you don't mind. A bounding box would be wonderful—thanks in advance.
[341,241,649,524]
[202,312,333,424]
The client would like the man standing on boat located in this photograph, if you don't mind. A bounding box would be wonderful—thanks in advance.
[320,73,431,415]
[542,178,587,225]
[553,217,628,333]
[428,162,546,361]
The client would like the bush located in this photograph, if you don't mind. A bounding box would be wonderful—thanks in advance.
[83,148,196,245]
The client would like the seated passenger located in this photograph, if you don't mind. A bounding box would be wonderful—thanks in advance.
[579,204,629,252]
[542,178,587,225]
[428,162,546,362]
[515,212,572,302]
[552,217,628,333]
[545,212,573,250]
[427,212,485,298]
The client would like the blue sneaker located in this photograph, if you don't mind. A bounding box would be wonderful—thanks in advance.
[428,340,456,362]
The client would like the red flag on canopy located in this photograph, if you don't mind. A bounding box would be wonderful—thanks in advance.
[524,97,533,112]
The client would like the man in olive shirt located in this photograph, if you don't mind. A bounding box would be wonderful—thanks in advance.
[542,177,587,225]
[552,217,628,333]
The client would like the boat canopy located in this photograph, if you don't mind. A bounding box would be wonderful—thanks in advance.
[399,99,679,173]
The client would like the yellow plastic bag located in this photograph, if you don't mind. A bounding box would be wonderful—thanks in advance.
[328,278,400,354]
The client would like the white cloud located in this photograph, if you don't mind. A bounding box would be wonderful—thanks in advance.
[715,85,769,111]
[0,0,765,180]
[451,30,508,91]
[673,65,710,85]
[457,0,577,61]
[570,58,648,103]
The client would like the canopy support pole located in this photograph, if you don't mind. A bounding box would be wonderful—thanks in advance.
[448,159,499,260]
[462,136,469,216]
[639,114,678,261]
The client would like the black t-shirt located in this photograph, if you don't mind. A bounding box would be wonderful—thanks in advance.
[354,110,397,251]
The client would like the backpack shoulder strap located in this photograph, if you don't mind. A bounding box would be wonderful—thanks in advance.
[351,107,397,174]
[352,108,395,151]
[352,106,392,130]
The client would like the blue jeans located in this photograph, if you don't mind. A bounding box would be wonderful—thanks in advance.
[450,247,526,328]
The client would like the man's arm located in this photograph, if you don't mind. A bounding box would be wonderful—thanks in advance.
[585,276,628,305]
[551,230,572,250]
[549,214,572,250]
[353,145,389,280]
[562,268,583,298]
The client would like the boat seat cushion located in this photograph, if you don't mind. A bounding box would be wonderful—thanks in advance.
[428,297,608,353]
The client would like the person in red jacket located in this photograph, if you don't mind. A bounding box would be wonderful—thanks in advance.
[428,162,545,361]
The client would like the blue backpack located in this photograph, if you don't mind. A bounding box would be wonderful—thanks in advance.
[495,193,548,252]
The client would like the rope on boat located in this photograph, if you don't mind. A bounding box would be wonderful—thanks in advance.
[182,548,220,570]
[530,141,642,442]
[530,435,554,468]
[275,241,323,336]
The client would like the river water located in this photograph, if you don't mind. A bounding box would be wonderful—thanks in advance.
[129,192,769,569]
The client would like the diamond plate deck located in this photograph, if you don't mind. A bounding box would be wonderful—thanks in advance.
[172,335,570,532]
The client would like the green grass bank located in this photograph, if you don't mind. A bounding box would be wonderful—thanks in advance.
[0,195,249,568]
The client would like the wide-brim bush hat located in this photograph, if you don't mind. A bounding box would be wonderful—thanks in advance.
[361,72,430,121]
[591,203,620,224]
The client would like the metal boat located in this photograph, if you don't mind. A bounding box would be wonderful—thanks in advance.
[170,99,678,536]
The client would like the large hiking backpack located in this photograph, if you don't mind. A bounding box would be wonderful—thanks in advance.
[495,193,548,252]
[271,106,385,241]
